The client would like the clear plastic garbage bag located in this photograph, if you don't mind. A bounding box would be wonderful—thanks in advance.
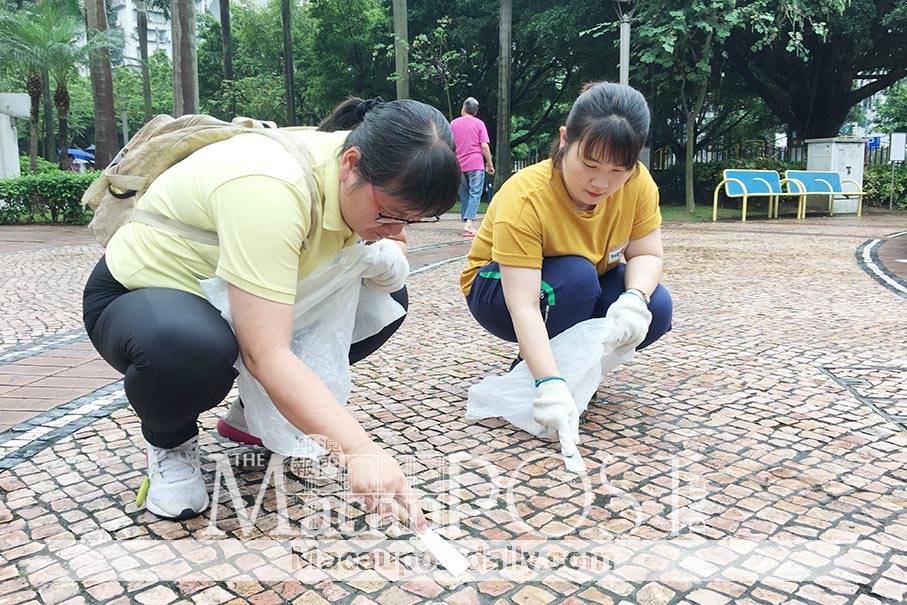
[466,317,635,439]
[200,244,406,458]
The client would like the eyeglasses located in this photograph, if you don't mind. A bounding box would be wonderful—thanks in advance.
[370,179,441,225]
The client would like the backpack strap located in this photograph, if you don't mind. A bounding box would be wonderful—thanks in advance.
[121,122,320,251]
[132,209,220,246]
[256,129,320,250]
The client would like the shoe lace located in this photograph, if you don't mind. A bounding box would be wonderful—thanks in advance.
[151,439,200,482]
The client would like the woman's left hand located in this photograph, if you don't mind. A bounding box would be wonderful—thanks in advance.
[362,239,409,293]
[605,292,652,349]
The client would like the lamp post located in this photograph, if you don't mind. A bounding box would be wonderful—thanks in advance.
[614,0,638,86]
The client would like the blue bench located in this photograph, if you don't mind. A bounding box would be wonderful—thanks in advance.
[784,170,864,217]
[713,169,805,222]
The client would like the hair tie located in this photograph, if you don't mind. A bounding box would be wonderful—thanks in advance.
[355,97,385,120]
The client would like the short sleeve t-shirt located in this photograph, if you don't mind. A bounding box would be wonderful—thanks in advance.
[460,159,661,296]
[450,115,491,172]
[105,130,361,305]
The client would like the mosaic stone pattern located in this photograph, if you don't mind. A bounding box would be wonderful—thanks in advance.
[1,215,906,604]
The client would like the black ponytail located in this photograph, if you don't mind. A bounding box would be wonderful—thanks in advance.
[317,97,384,132]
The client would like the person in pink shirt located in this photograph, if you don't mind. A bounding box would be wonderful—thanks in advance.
[450,97,495,236]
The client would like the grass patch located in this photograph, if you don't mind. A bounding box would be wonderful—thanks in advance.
[449,201,490,216]
[661,205,741,222]
[660,204,803,222]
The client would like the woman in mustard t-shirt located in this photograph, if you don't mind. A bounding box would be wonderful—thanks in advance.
[460,82,672,456]
[82,98,459,525]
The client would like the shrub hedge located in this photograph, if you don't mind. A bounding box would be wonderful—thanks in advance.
[0,170,99,224]
[19,155,61,175]
[863,163,907,209]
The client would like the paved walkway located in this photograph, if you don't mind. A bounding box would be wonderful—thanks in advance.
[0,211,905,604]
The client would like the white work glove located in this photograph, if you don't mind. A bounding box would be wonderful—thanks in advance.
[605,291,652,351]
[361,239,409,293]
[532,378,580,456]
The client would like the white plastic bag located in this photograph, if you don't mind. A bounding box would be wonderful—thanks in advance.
[200,244,407,458]
[466,317,635,438]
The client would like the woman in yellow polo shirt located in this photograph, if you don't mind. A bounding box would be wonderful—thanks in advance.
[460,83,672,456]
[82,98,459,524]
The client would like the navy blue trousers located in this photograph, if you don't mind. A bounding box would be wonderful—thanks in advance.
[466,256,672,349]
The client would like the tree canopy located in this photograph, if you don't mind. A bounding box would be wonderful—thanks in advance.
[4,0,907,186]
[725,0,907,139]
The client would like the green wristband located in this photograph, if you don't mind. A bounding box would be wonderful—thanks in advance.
[534,376,567,387]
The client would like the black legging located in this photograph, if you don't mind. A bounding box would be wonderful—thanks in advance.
[83,257,408,448]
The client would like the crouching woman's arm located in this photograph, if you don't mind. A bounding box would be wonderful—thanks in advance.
[227,284,427,530]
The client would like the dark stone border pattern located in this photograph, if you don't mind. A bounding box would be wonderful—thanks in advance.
[0,381,127,469]
[0,327,89,366]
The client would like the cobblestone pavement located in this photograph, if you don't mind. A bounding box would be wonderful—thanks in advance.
[1,212,906,605]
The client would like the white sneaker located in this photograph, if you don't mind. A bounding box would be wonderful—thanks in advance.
[143,436,210,520]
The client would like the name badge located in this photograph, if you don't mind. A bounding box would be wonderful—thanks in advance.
[608,242,628,263]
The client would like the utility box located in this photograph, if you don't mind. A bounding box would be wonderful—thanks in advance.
[804,137,867,214]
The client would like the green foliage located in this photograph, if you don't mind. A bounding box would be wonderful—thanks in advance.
[197,14,225,111]
[406,16,465,120]
[725,0,907,139]
[113,50,174,141]
[19,155,58,174]
[303,0,393,114]
[863,163,907,209]
[197,0,316,123]
[0,170,99,224]
[65,74,95,147]
[205,75,287,124]
[510,114,555,160]
[875,79,907,132]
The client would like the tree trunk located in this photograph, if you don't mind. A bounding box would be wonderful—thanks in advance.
[41,68,56,162]
[137,0,152,122]
[54,84,70,170]
[392,0,409,100]
[494,0,512,190]
[684,51,711,213]
[85,0,118,168]
[684,110,695,213]
[219,0,235,117]
[281,0,295,125]
[26,72,41,173]
[172,0,199,116]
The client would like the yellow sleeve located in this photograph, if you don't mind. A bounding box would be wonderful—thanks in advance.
[629,167,662,240]
[490,202,545,269]
[211,175,311,304]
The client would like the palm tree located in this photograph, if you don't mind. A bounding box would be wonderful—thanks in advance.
[46,17,118,168]
[84,0,119,168]
[172,0,199,115]
[0,4,64,172]
[136,0,170,122]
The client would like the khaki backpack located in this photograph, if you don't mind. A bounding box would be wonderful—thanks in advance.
[82,114,318,247]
